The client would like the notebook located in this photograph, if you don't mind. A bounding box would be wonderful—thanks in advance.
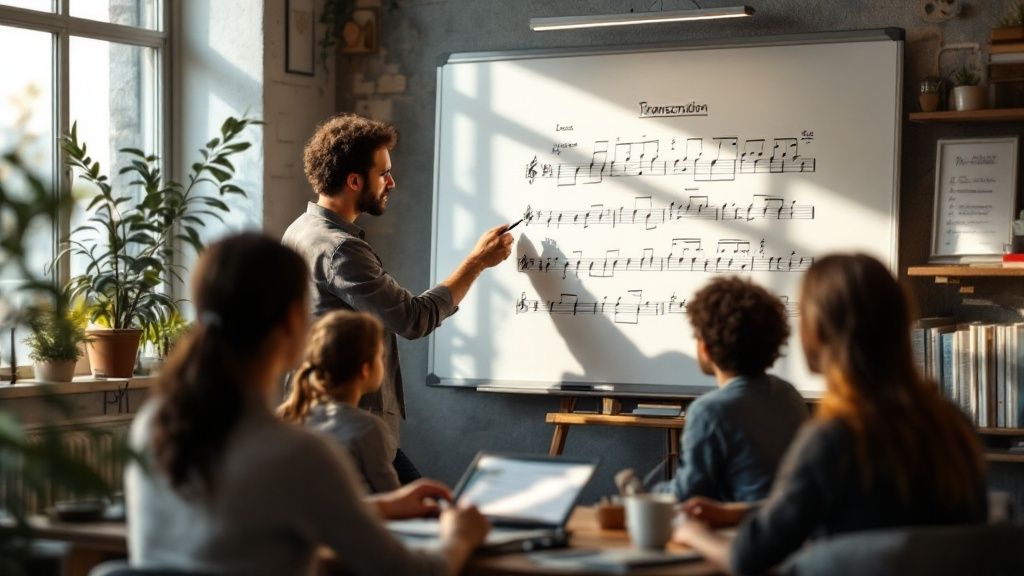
[388,451,598,550]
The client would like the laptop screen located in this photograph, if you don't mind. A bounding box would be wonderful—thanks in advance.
[455,453,597,526]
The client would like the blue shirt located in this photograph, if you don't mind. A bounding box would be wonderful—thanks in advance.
[656,374,808,503]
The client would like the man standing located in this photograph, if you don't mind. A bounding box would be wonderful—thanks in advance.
[283,114,513,482]
[617,277,808,502]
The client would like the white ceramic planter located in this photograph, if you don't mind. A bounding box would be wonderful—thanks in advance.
[952,85,987,112]
[33,360,77,383]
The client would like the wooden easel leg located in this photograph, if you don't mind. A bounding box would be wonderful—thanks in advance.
[665,428,681,480]
[549,424,570,456]
[548,397,577,456]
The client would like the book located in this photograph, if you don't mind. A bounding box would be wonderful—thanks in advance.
[992,26,1024,43]
[940,330,956,403]
[991,52,1024,64]
[990,42,1024,54]
[996,326,1007,428]
[990,63,1024,81]
[956,327,974,418]
[631,406,682,417]
[913,318,955,381]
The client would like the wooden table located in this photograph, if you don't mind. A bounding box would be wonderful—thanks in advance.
[546,398,686,480]
[24,508,720,576]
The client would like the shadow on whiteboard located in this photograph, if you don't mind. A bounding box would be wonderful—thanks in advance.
[517,236,703,387]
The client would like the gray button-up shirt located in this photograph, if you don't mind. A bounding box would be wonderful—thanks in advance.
[283,202,457,444]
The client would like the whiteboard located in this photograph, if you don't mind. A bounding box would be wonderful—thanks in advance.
[429,30,903,394]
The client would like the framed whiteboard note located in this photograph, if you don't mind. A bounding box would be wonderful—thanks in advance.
[931,137,1019,262]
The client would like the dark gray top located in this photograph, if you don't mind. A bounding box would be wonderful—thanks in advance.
[282,202,457,443]
[306,402,400,494]
[126,398,447,576]
[731,419,988,575]
[655,374,808,503]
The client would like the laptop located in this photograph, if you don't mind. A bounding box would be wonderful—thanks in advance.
[388,451,598,550]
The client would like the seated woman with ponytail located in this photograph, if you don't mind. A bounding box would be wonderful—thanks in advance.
[126,233,489,576]
[672,254,987,575]
[279,311,400,493]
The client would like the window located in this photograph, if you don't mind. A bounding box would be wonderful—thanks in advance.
[0,1,168,377]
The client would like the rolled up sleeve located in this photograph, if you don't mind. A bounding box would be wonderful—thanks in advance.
[330,238,456,340]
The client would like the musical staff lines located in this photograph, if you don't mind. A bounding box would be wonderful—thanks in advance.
[521,194,815,231]
[525,136,816,186]
[515,290,800,324]
[518,239,813,279]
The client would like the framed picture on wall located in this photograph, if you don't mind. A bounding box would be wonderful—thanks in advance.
[930,136,1020,262]
[286,0,315,76]
[340,7,379,54]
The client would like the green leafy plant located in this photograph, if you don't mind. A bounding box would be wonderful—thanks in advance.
[23,304,88,363]
[142,310,190,359]
[0,150,138,576]
[1001,1,1024,25]
[951,65,980,87]
[60,116,260,331]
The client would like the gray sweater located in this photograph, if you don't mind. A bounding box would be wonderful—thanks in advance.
[126,398,447,576]
[306,402,400,493]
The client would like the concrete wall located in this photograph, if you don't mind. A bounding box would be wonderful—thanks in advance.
[332,1,1024,508]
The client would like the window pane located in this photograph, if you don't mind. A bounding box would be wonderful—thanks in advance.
[70,0,160,31]
[0,0,53,12]
[0,25,54,370]
[68,37,159,286]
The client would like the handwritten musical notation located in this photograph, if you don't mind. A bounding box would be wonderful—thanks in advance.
[520,194,815,231]
[525,136,816,186]
[518,239,813,279]
[515,290,800,325]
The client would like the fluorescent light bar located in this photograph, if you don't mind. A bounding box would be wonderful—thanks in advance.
[530,6,754,31]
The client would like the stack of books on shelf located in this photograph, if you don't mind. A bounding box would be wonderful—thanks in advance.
[630,403,683,417]
[989,26,1024,108]
[913,318,1024,429]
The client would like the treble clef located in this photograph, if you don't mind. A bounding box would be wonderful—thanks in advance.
[516,292,529,313]
[522,205,533,226]
[525,156,538,184]
[518,255,529,271]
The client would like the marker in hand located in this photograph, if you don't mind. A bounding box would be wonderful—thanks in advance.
[504,218,524,233]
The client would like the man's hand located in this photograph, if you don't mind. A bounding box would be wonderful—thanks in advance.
[374,478,453,519]
[469,224,513,269]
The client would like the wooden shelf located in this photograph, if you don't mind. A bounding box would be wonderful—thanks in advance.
[909,108,1024,123]
[978,428,1024,436]
[907,265,1024,278]
[985,452,1024,464]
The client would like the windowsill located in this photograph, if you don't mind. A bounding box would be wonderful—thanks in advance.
[0,375,156,400]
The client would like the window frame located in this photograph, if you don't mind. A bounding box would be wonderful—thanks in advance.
[0,1,172,378]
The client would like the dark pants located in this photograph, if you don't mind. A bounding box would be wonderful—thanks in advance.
[392,448,421,485]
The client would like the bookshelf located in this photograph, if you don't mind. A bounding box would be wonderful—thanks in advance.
[909,108,1024,123]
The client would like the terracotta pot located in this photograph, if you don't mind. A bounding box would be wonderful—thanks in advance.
[951,85,986,111]
[33,360,77,383]
[85,328,143,378]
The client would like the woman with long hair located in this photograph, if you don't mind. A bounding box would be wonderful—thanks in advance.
[278,310,401,493]
[126,233,488,575]
[672,254,986,574]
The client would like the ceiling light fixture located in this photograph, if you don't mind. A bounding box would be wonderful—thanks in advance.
[530,6,754,32]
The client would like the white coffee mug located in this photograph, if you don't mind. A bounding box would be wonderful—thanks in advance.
[624,494,677,549]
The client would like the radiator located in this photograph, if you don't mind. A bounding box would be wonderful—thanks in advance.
[1,415,134,516]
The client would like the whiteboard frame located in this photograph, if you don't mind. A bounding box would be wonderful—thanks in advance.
[428,28,904,393]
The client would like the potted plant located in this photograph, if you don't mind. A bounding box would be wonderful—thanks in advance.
[950,65,986,111]
[23,304,87,383]
[139,310,191,373]
[60,117,259,377]
[993,1,1024,41]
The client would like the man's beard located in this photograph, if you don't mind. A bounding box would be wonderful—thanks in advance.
[357,184,387,216]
